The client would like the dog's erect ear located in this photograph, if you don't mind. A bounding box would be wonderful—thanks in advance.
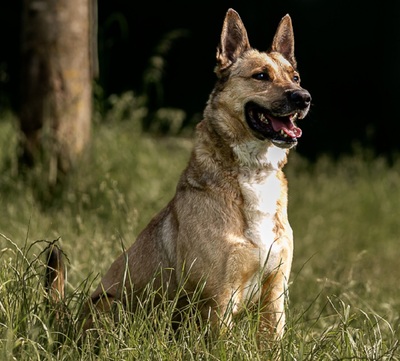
[216,8,250,74]
[271,14,297,68]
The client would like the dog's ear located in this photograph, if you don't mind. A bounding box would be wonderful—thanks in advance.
[271,14,297,68]
[216,8,250,74]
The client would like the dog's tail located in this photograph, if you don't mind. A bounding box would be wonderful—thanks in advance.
[45,244,66,304]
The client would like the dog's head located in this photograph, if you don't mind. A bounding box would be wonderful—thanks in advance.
[213,9,311,150]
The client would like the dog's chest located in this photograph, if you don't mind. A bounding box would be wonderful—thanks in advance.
[238,170,285,269]
[236,170,289,303]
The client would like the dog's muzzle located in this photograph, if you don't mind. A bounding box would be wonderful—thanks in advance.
[244,88,311,149]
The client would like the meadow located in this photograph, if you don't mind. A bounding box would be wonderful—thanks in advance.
[0,112,399,360]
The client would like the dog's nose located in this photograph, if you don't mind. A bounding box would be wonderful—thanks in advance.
[288,90,311,109]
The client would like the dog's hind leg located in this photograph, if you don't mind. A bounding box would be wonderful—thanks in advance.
[78,292,118,332]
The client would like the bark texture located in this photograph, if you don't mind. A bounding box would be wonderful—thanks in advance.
[20,0,96,182]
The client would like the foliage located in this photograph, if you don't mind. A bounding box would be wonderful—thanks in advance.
[95,28,190,136]
[0,114,399,359]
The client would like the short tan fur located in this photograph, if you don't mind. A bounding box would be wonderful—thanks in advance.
[47,8,311,341]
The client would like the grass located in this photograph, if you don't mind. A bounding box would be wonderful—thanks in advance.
[0,113,399,359]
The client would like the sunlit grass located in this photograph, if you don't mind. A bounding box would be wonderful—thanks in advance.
[0,115,399,359]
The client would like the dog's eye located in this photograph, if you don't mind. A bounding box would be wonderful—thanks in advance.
[252,72,269,81]
[293,75,300,83]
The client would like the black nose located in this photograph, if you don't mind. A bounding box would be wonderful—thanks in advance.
[288,89,311,109]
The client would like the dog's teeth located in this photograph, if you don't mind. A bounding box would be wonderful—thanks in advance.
[259,113,268,123]
[291,113,299,121]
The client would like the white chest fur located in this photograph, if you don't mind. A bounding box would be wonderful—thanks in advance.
[233,140,288,256]
[239,169,282,254]
[233,142,291,304]
[238,169,290,304]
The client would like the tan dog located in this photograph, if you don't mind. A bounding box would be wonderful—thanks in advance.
[48,8,311,340]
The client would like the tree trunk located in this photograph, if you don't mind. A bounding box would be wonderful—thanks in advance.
[19,0,96,183]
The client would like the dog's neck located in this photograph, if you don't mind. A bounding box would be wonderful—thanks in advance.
[200,95,290,172]
[232,140,288,171]
[196,117,288,172]
[183,118,289,193]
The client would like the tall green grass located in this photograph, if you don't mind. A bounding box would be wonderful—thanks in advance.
[0,114,399,359]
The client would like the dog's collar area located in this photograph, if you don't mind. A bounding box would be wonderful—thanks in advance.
[244,102,301,148]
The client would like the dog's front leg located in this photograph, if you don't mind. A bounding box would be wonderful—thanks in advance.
[258,240,293,342]
[260,277,288,339]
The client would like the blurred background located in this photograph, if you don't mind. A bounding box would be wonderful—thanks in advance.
[0,0,398,161]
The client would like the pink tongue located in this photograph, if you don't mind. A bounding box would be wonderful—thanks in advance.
[270,117,302,138]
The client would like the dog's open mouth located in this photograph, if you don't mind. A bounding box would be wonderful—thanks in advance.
[245,102,302,148]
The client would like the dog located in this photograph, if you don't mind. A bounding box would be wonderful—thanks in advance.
[47,8,311,341]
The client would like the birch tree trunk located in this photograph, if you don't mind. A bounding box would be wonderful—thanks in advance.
[19,0,97,184]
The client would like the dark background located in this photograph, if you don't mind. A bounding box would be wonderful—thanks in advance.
[0,1,399,160]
